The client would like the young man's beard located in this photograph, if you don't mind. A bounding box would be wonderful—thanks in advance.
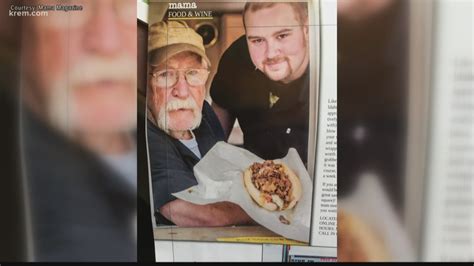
[262,56,293,82]
[156,97,202,136]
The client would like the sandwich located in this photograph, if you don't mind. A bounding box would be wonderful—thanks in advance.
[243,160,302,211]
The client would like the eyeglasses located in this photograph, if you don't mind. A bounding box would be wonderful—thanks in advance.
[151,68,210,89]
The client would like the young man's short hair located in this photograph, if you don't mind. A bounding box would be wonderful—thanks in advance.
[242,2,308,27]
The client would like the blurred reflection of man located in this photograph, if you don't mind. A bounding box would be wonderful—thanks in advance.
[147,21,253,226]
[337,0,411,262]
[20,0,137,261]
[337,0,405,205]
[211,2,310,164]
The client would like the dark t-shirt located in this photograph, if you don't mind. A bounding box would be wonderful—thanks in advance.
[147,101,224,223]
[211,35,310,164]
[22,109,137,261]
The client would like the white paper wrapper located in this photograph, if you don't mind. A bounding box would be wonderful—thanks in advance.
[172,141,313,243]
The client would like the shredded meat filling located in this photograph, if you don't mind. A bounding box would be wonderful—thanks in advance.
[250,160,292,208]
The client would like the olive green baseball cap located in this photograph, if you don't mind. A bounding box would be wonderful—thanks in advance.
[148,21,211,67]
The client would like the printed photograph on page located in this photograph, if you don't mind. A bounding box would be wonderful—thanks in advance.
[145,0,324,245]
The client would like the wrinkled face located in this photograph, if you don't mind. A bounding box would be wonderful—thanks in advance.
[245,3,309,83]
[22,0,137,134]
[150,52,207,135]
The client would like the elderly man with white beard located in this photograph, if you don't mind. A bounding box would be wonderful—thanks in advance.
[147,21,253,226]
[16,0,138,261]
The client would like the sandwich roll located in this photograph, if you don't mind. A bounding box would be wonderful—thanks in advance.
[243,160,302,212]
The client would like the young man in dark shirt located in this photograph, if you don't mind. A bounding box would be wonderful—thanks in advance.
[211,2,310,164]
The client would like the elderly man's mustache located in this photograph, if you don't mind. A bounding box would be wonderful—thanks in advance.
[165,98,198,112]
[156,97,202,135]
[48,55,136,133]
[67,55,136,87]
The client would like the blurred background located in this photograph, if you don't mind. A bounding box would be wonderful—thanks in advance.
[337,0,473,262]
[0,0,140,261]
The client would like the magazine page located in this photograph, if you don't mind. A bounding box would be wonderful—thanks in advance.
[309,0,337,248]
[421,0,474,261]
[143,0,337,261]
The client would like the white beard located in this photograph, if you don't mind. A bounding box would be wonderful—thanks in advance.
[156,97,202,135]
[46,55,136,135]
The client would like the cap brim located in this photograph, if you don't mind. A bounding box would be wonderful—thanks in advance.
[149,43,211,67]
